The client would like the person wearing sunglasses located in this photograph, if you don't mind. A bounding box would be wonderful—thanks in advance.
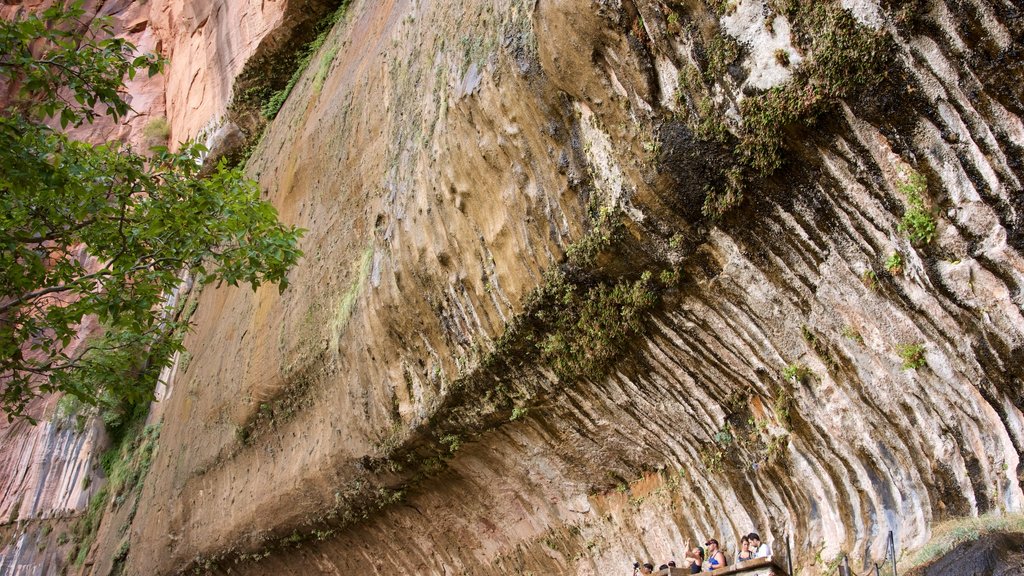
[704,538,727,571]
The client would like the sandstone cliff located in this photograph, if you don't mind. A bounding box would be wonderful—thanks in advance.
[2,0,1023,574]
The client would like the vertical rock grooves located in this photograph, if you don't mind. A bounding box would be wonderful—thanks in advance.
[111,0,1024,574]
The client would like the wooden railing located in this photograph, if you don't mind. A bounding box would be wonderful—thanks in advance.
[654,557,790,576]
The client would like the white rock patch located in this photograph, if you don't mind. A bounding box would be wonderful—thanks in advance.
[574,102,643,221]
[720,0,802,91]
[840,0,884,30]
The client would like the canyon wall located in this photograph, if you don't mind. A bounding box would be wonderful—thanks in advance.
[124,0,1024,573]
[3,0,1024,574]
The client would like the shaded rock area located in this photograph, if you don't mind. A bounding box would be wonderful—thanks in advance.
[2,0,1024,574]
[911,531,1024,576]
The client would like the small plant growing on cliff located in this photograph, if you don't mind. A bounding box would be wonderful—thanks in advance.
[782,363,812,383]
[699,443,726,473]
[658,268,681,286]
[842,325,864,344]
[897,167,936,244]
[440,433,462,454]
[702,34,741,84]
[700,425,734,473]
[258,2,348,119]
[667,12,681,34]
[885,251,905,275]
[861,269,878,291]
[771,386,793,430]
[713,426,734,445]
[897,343,927,370]
[143,116,171,147]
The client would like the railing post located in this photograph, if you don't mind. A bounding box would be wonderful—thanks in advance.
[786,534,794,576]
[888,531,898,576]
[838,555,851,576]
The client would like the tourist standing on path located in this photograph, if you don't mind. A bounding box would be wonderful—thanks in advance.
[681,546,703,574]
[704,539,727,571]
[737,535,753,562]
[749,533,772,558]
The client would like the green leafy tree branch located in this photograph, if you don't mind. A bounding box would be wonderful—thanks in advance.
[1,4,304,420]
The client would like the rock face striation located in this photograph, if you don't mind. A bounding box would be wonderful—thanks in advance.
[3,0,1024,574]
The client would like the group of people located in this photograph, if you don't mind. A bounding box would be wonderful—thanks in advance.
[735,532,772,563]
[633,532,771,574]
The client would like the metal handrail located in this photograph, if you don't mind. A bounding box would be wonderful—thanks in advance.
[837,531,898,576]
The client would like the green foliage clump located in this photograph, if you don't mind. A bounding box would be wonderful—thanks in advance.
[55,394,88,433]
[702,34,741,84]
[739,1,889,173]
[493,206,662,383]
[713,426,734,445]
[885,251,904,275]
[0,4,304,420]
[782,363,812,383]
[564,205,622,265]
[0,3,163,128]
[685,0,891,218]
[68,486,109,566]
[897,167,936,244]
[534,269,657,382]
[700,424,734,472]
[261,2,348,119]
[439,433,462,454]
[143,116,171,144]
[112,538,130,563]
[841,325,863,343]
[312,46,340,95]
[68,421,160,566]
[261,88,291,121]
[861,269,878,291]
[801,325,838,373]
[102,423,161,508]
[897,343,927,369]
[771,386,793,429]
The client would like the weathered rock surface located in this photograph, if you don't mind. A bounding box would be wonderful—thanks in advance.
[3,0,1024,574]
[0,418,102,526]
[149,0,344,143]
[117,0,1024,574]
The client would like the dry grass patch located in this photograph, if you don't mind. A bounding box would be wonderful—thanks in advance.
[900,513,1024,573]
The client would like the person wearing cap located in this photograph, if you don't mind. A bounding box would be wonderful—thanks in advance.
[704,538,727,571]
[748,533,772,558]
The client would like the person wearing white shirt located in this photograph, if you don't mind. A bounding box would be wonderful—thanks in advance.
[749,533,772,558]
